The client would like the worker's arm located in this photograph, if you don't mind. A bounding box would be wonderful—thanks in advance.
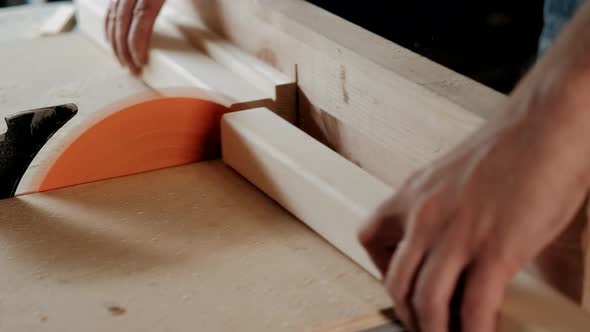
[359,2,590,332]
[104,0,166,74]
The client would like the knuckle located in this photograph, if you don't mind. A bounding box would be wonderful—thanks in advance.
[357,225,376,248]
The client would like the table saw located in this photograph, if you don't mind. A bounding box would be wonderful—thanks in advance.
[1,1,590,331]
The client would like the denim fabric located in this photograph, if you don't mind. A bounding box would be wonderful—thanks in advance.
[539,0,585,54]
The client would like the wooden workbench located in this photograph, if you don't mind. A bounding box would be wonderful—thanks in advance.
[0,161,390,331]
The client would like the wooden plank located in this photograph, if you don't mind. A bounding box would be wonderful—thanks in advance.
[0,3,69,41]
[0,161,391,331]
[159,0,505,186]
[221,108,590,332]
[39,4,75,36]
[76,0,296,122]
[222,108,392,278]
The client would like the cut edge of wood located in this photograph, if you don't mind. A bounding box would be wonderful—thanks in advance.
[39,4,76,36]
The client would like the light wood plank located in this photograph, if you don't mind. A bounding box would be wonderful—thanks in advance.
[160,0,505,186]
[0,3,69,41]
[39,4,75,36]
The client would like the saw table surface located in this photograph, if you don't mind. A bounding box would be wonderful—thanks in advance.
[0,32,148,121]
[0,161,390,331]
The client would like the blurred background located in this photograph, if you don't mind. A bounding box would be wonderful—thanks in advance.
[307,0,545,93]
[0,0,545,94]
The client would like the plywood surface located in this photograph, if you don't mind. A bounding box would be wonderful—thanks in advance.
[0,161,390,331]
[0,33,148,118]
[222,108,393,278]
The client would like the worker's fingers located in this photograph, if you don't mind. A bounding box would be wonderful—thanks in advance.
[128,0,165,68]
[359,174,424,275]
[108,0,122,65]
[115,0,139,74]
[358,210,404,275]
[384,239,426,331]
[460,255,513,332]
[411,230,470,332]
[384,192,451,331]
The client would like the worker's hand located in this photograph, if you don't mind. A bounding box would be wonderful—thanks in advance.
[105,0,166,74]
[358,25,590,331]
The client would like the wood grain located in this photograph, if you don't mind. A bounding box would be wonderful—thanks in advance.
[0,161,391,332]
[39,4,75,36]
[222,108,392,278]
[0,3,70,42]
[159,0,505,187]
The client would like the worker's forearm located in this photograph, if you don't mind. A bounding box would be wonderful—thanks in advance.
[526,1,590,114]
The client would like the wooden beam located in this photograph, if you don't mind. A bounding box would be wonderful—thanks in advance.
[221,108,590,332]
[222,108,392,278]
[159,0,505,187]
[39,4,75,36]
[0,3,72,42]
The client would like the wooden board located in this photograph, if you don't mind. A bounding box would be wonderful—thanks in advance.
[39,4,76,36]
[0,3,71,42]
[221,108,590,331]
[0,161,391,331]
[156,0,506,188]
